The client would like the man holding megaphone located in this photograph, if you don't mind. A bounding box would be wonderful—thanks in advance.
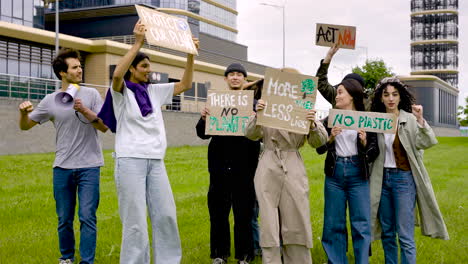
[18,48,108,264]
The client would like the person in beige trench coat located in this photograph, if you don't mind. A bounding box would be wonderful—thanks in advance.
[369,77,449,264]
[245,76,328,263]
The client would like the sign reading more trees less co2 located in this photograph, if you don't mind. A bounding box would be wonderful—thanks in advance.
[205,90,254,136]
[316,23,356,49]
[257,68,318,135]
[135,5,198,55]
[328,109,398,134]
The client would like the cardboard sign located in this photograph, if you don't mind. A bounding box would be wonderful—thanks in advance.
[135,5,198,55]
[205,90,254,136]
[328,109,397,134]
[316,23,356,49]
[257,68,318,135]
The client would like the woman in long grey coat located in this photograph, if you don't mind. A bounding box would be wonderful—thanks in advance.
[245,68,328,264]
[369,77,449,264]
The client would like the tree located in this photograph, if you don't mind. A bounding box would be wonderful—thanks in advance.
[352,59,394,94]
[457,97,468,126]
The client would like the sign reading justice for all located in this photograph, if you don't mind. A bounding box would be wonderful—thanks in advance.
[205,90,254,136]
[328,109,398,134]
[257,68,318,135]
[135,5,198,55]
[316,23,356,49]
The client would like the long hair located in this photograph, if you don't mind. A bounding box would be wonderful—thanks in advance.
[52,48,82,80]
[338,79,365,111]
[371,77,415,113]
[124,52,150,80]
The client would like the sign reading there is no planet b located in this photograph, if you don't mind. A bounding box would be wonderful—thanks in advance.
[328,109,398,134]
[135,5,198,55]
[316,23,356,49]
[205,90,254,136]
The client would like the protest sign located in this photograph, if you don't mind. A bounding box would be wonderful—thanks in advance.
[316,23,356,49]
[257,68,318,135]
[328,109,397,134]
[205,90,254,136]
[135,5,198,55]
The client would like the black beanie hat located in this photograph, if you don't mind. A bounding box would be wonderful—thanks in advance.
[224,63,247,77]
[342,73,365,88]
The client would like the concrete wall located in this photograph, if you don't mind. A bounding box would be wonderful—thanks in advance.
[0,98,207,155]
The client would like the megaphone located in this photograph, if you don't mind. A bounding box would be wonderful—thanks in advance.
[55,84,79,108]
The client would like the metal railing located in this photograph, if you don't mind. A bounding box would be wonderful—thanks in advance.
[0,73,331,118]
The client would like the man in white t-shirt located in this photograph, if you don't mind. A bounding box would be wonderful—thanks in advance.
[19,48,108,264]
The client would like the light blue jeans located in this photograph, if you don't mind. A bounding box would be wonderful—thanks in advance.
[322,156,371,264]
[114,157,181,264]
[379,168,416,264]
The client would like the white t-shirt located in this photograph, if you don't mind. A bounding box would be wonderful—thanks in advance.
[111,82,174,159]
[384,133,397,168]
[335,129,358,157]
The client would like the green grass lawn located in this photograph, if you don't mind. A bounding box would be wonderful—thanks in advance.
[0,137,466,263]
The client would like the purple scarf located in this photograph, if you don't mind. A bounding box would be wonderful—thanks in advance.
[98,80,153,133]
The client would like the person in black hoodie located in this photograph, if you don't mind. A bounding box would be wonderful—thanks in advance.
[317,79,379,264]
[196,63,260,264]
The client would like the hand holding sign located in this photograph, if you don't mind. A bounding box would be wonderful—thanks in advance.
[134,20,147,45]
[306,109,317,128]
[358,129,367,147]
[324,44,339,64]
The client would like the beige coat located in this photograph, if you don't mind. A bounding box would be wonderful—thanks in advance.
[245,117,328,248]
[370,110,449,240]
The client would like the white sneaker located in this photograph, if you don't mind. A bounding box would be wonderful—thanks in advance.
[212,258,226,264]
[238,261,249,264]
[59,259,73,264]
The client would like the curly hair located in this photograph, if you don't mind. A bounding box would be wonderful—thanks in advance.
[371,77,415,113]
[52,48,82,80]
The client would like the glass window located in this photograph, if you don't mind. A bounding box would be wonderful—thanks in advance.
[13,0,23,18]
[8,58,19,75]
[24,0,34,23]
[0,57,6,73]
[184,82,195,99]
[1,0,12,17]
[20,61,30,76]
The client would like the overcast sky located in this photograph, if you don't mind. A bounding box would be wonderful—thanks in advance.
[237,0,467,110]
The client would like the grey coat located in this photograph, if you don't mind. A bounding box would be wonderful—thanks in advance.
[370,110,449,240]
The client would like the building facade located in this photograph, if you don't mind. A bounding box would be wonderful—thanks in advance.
[0,0,265,110]
[410,0,459,128]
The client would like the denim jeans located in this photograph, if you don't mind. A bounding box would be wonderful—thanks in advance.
[379,168,416,264]
[53,166,100,264]
[252,199,261,252]
[322,156,371,264]
[114,157,181,264]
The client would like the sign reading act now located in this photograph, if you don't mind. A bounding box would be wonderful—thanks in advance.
[328,109,398,134]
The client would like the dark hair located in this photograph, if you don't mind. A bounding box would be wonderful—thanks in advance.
[338,79,365,111]
[124,52,150,80]
[371,77,415,113]
[52,48,82,80]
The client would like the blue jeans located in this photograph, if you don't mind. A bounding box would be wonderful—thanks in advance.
[379,168,416,264]
[53,167,100,264]
[114,157,181,264]
[322,156,371,264]
[252,199,261,252]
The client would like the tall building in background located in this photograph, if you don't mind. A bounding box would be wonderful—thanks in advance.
[410,0,458,87]
[403,0,459,130]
